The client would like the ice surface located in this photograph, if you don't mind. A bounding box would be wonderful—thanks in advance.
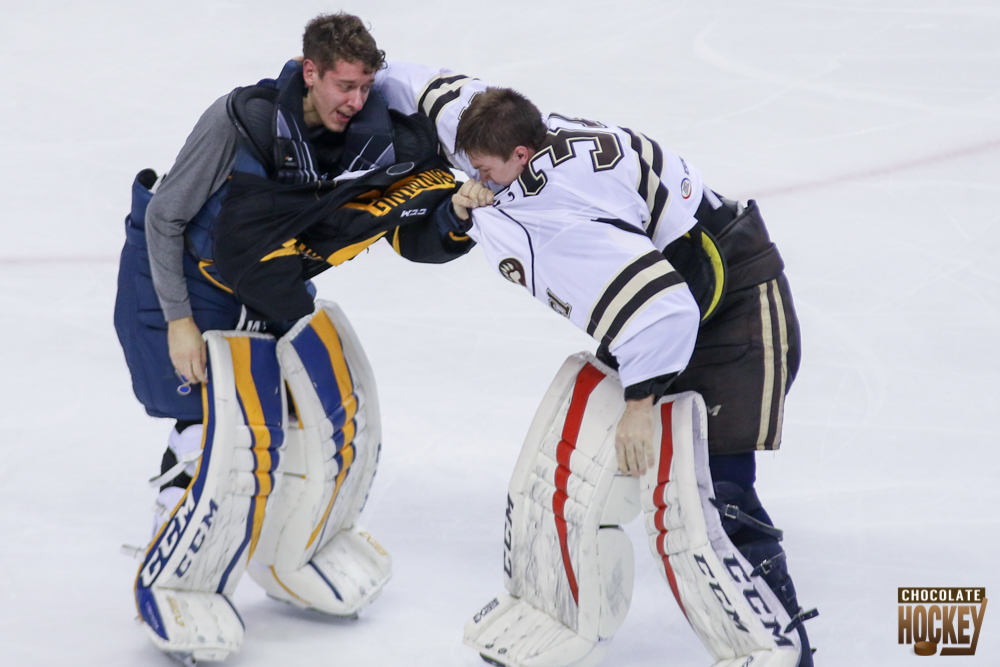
[1,1,998,665]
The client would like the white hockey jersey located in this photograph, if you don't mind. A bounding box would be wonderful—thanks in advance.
[375,63,704,389]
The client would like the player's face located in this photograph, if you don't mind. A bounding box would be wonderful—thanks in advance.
[468,149,531,188]
[303,59,375,132]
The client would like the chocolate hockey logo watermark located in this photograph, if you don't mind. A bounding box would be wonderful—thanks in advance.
[898,588,987,656]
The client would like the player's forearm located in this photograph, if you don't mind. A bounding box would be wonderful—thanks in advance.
[146,226,193,321]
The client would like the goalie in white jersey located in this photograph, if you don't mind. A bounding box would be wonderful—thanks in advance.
[376,63,817,666]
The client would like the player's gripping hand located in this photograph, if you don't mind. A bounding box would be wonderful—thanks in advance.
[452,179,494,221]
[168,316,208,385]
[616,396,656,477]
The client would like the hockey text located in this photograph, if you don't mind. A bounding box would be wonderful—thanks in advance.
[174,499,220,578]
[898,588,987,656]
[693,551,794,646]
[140,492,198,587]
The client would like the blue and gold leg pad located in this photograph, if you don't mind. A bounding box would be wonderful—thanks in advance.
[248,300,390,616]
[135,331,284,662]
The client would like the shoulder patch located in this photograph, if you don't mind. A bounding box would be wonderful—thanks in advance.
[681,178,692,199]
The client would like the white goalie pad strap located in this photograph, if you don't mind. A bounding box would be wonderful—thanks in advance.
[248,301,388,615]
[135,331,285,656]
[641,393,801,667]
[466,352,639,667]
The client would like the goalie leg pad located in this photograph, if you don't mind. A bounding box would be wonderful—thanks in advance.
[465,353,639,667]
[247,301,390,616]
[713,480,816,666]
[135,331,284,660]
[640,393,803,667]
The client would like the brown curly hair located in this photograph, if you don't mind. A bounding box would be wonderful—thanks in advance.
[303,13,385,75]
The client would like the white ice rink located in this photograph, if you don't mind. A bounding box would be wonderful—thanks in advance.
[2,1,998,664]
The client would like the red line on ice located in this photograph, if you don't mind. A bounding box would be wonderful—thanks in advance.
[747,138,1000,199]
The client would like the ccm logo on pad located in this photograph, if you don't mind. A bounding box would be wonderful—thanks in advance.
[474,598,500,624]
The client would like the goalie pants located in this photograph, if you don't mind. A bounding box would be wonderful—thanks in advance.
[671,273,801,455]
[113,207,310,421]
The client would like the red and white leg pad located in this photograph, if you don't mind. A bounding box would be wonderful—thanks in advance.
[247,301,390,616]
[464,353,640,667]
[642,393,802,667]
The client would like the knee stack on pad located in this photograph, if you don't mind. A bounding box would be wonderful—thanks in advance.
[135,332,284,663]
[641,393,808,667]
[246,301,390,616]
[465,353,641,667]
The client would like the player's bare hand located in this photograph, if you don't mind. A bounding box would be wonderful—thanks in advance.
[168,316,207,384]
[452,179,494,221]
[616,396,656,477]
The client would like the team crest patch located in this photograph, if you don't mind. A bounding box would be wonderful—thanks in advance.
[681,178,692,199]
[499,258,527,287]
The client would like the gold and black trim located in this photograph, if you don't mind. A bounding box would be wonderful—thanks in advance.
[340,168,456,217]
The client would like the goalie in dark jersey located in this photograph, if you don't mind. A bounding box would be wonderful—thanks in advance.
[113,17,474,664]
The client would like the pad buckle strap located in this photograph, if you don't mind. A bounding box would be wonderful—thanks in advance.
[708,497,784,541]
[783,607,819,634]
[148,450,203,488]
[720,503,740,520]
[751,551,787,577]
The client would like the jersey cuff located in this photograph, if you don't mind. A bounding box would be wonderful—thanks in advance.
[434,198,473,236]
[624,372,679,402]
[161,301,194,322]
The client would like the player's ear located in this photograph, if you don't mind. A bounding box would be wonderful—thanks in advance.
[302,59,319,86]
[513,146,533,165]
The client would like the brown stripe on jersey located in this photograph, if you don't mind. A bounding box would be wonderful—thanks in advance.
[645,137,670,242]
[417,73,469,115]
[587,249,663,337]
[600,271,685,347]
[623,128,651,202]
[427,88,464,123]
[622,127,670,241]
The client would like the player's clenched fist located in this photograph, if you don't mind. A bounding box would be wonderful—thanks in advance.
[615,395,656,477]
[452,179,494,220]
[167,316,208,384]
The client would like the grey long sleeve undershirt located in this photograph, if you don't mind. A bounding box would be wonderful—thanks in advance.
[146,94,241,321]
